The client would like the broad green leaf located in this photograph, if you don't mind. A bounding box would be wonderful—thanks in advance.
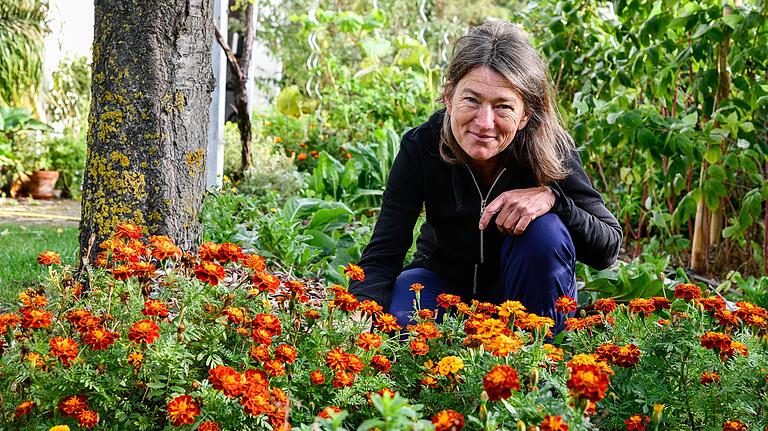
[721,14,743,30]
[704,147,721,164]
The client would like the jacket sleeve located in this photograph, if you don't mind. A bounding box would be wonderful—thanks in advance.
[549,151,622,269]
[349,133,424,307]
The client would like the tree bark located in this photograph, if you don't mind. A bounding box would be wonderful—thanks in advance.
[79,0,215,263]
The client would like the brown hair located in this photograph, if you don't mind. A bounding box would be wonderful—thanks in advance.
[439,20,574,184]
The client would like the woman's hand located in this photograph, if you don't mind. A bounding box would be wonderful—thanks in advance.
[479,187,556,235]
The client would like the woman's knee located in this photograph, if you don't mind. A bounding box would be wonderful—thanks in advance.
[502,213,575,266]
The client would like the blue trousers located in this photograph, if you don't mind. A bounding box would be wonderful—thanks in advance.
[389,213,576,335]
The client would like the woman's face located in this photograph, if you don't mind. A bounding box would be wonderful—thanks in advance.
[445,66,530,168]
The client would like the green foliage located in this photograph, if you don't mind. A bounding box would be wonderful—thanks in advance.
[0,105,50,190]
[0,0,48,108]
[46,56,92,136]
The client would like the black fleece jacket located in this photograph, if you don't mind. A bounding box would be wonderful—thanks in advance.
[349,110,622,307]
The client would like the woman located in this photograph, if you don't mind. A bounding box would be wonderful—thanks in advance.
[349,21,622,334]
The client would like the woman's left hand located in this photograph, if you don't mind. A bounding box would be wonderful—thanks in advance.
[479,186,556,235]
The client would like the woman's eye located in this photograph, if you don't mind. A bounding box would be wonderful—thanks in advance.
[497,104,512,110]
[463,97,478,103]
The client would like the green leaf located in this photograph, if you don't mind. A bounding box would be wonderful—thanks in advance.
[722,14,743,30]
[636,128,657,148]
[704,147,722,164]
[306,207,353,233]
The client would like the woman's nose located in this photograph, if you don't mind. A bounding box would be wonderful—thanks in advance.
[474,104,494,129]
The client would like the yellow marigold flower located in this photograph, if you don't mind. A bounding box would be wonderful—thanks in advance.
[50,426,70,431]
[435,356,464,376]
[498,300,526,320]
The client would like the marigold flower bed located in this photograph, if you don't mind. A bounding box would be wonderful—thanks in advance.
[1,223,767,430]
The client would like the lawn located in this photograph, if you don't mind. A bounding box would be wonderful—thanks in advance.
[0,222,78,305]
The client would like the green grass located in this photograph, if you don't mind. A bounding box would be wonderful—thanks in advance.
[0,223,79,305]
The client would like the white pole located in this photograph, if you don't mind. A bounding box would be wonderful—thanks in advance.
[207,0,228,189]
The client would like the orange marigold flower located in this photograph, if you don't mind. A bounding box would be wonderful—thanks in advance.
[0,312,22,334]
[127,351,144,369]
[224,306,246,326]
[195,261,226,285]
[325,348,349,371]
[59,395,89,418]
[252,270,281,293]
[49,337,79,366]
[198,242,221,261]
[310,370,326,385]
[594,298,617,314]
[141,299,169,318]
[334,291,360,312]
[698,296,726,312]
[700,371,719,385]
[130,261,156,279]
[240,385,271,417]
[358,300,383,316]
[15,400,35,417]
[541,415,569,431]
[22,308,52,329]
[332,370,355,388]
[544,344,564,362]
[304,309,320,320]
[128,319,161,344]
[37,251,61,265]
[407,322,442,340]
[567,364,610,402]
[435,356,464,376]
[249,344,271,362]
[628,298,656,317]
[374,313,401,333]
[357,332,382,351]
[722,420,747,431]
[483,364,520,401]
[217,242,243,263]
[82,327,119,350]
[317,405,342,419]
[418,309,435,320]
[624,414,650,431]
[410,338,429,356]
[568,354,614,376]
[700,331,732,351]
[148,235,181,260]
[264,360,286,377]
[674,283,702,301]
[555,295,578,314]
[251,328,274,346]
[436,293,462,309]
[421,375,438,388]
[431,409,464,431]
[115,222,143,240]
[651,296,671,310]
[242,253,266,272]
[714,309,740,328]
[565,317,585,331]
[252,313,282,336]
[515,313,555,332]
[167,395,200,426]
[371,355,392,373]
[208,365,246,397]
[111,264,132,280]
[344,263,365,281]
[76,409,99,429]
[198,421,220,431]
[274,344,297,364]
[595,343,620,364]
[613,344,641,368]
[485,333,523,357]
[410,282,425,292]
[498,300,526,321]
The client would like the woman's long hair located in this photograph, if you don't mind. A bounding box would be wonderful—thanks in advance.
[439,21,574,185]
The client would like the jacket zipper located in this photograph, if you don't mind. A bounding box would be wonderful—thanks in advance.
[467,167,507,294]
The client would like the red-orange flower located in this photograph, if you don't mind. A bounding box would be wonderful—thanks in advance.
[249,344,271,362]
[198,421,220,431]
[332,370,355,388]
[613,344,641,368]
[60,395,89,418]
[700,371,719,385]
[274,344,297,364]
[77,409,99,428]
[195,261,226,285]
[217,242,243,263]
[334,291,360,312]
[115,222,143,239]
[359,300,383,316]
[650,296,671,310]
[628,298,656,317]
[409,338,429,356]
[326,348,349,371]
[264,360,286,377]
[674,283,702,301]
[252,313,282,336]
[371,355,392,373]
[593,298,617,314]
[436,293,462,308]
[567,364,610,402]
[167,395,200,426]
[0,312,22,335]
[149,235,181,260]
[310,370,326,385]
[128,319,160,344]
[432,409,464,431]
[541,415,569,431]
[111,264,133,280]
[130,261,156,279]
[555,296,578,314]
[357,332,382,351]
[242,253,266,272]
[722,420,747,431]
[482,364,520,401]
[141,299,169,318]
[698,296,726,312]
[374,313,402,332]
[208,365,246,398]
[344,263,365,281]
[15,400,35,417]
[624,414,650,431]
[252,271,281,293]
[49,337,79,366]
[82,327,119,350]
[21,308,52,329]
[198,242,221,261]
[37,251,61,265]
[317,405,342,419]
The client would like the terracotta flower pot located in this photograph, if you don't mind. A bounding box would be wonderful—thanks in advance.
[28,170,60,199]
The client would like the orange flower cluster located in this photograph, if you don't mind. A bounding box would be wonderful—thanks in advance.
[0,312,21,335]
[564,314,614,332]
[436,293,462,309]
[328,284,359,312]
[198,421,220,431]
[359,300,384,316]
[209,365,248,397]
[252,270,281,294]
[567,363,611,403]
[199,241,243,263]
[624,414,650,431]
[593,298,617,314]
[128,319,161,344]
[628,298,656,317]
[540,415,569,431]
[15,400,35,417]
[59,395,99,428]
[595,343,641,368]
[432,409,464,431]
[167,394,200,426]
[344,263,365,281]
[251,313,282,345]
[700,331,749,361]
[700,370,719,385]
[49,337,79,366]
[357,332,382,351]
[141,299,169,318]
[195,260,226,285]
[82,327,119,351]
[21,308,52,329]
[674,283,702,301]
[722,420,747,431]
[148,235,181,260]
[482,364,520,401]
[37,250,62,265]
[555,295,578,314]
[374,313,402,332]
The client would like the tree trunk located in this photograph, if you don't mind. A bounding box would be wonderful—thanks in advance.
[79,0,215,263]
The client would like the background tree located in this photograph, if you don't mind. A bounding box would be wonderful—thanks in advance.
[79,0,215,263]
[0,0,48,109]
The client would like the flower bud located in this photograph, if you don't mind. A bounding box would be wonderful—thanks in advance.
[516,421,526,431]
[652,403,664,423]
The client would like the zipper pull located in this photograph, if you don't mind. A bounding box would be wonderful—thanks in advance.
[480,199,486,217]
